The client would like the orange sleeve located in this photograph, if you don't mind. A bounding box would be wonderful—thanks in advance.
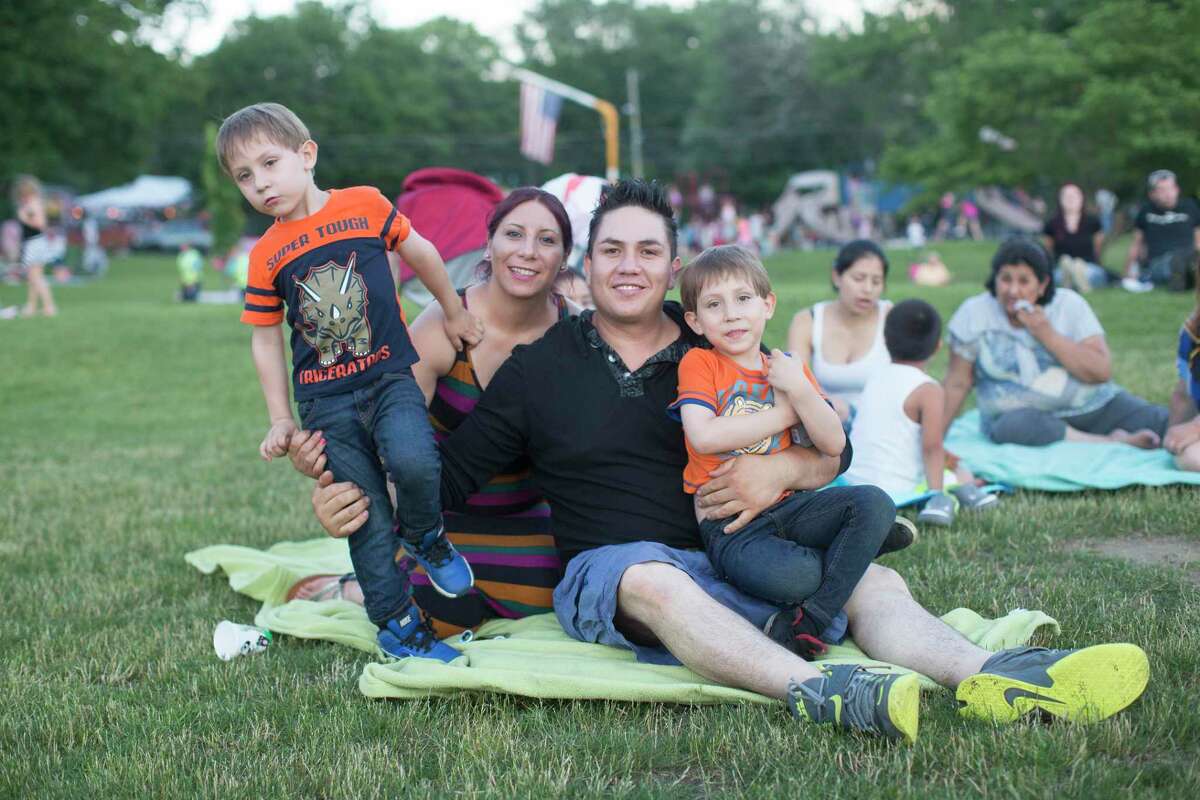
[240,243,283,326]
[366,186,411,252]
[669,348,719,416]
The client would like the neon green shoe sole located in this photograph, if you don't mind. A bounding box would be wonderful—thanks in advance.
[887,672,922,744]
[956,643,1149,724]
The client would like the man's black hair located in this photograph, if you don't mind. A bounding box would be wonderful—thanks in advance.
[586,178,678,260]
[985,237,1056,305]
[884,298,942,362]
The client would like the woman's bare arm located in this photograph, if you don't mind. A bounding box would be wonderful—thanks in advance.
[786,308,814,361]
[942,351,975,436]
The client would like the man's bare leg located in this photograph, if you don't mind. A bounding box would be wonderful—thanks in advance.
[616,562,820,700]
[843,564,990,687]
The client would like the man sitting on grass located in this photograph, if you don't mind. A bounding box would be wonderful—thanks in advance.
[300,179,1150,744]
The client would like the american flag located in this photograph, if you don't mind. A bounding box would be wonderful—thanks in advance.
[520,82,564,165]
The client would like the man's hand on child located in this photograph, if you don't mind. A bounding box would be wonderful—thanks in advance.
[287,428,327,478]
[696,456,786,534]
[444,308,485,351]
[766,349,813,396]
[260,418,299,461]
[312,470,369,538]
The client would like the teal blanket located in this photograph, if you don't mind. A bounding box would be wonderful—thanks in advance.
[189,538,1059,703]
[945,410,1200,492]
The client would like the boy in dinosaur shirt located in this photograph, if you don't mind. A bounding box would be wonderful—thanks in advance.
[219,102,482,662]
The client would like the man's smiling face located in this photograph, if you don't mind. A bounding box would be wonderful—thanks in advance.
[585,205,681,326]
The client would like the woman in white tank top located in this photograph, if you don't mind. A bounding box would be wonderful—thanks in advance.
[787,240,892,422]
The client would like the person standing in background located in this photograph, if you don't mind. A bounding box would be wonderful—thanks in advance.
[13,175,59,317]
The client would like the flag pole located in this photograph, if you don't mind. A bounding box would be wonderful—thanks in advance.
[508,67,620,181]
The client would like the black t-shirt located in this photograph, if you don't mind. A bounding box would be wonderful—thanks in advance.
[1135,197,1200,260]
[438,302,852,564]
[1043,214,1101,263]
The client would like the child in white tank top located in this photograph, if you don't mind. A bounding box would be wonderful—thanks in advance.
[845,299,999,525]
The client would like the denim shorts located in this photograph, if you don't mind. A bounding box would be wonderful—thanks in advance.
[553,541,846,666]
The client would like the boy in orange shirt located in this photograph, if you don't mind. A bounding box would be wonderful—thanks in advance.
[671,245,901,659]
[219,103,482,662]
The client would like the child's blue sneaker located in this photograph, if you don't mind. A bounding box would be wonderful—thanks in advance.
[403,524,475,598]
[377,607,460,663]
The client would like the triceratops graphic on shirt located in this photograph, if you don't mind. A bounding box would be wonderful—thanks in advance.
[724,395,776,456]
[293,251,371,367]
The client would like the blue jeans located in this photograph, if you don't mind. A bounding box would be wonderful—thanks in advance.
[298,369,442,627]
[698,485,895,632]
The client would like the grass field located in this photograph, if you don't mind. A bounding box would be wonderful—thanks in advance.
[2,241,1198,798]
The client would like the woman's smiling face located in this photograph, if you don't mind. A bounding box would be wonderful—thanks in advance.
[487,200,566,299]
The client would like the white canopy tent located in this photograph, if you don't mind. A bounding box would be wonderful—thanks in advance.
[75,175,193,215]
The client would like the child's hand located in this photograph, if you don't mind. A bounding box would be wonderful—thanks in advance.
[444,308,485,351]
[767,349,814,396]
[260,418,299,461]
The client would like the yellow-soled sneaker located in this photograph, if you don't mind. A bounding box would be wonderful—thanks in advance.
[788,664,921,743]
[956,643,1149,724]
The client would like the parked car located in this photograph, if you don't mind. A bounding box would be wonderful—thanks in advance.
[132,219,213,252]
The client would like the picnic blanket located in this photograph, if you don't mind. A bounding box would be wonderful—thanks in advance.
[945,410,1200,492]
[188,538,1059,703]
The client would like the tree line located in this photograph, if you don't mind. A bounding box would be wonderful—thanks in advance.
[4,0,1198,214]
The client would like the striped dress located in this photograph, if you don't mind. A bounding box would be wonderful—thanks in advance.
[400,292,566,636]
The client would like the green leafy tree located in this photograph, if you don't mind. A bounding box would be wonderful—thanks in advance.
[679,0,832,205]
[195,3,517,194]
[201,122,246,258]
[0,0,186,191]
[517,0,703,182]
[883,0,1200,199]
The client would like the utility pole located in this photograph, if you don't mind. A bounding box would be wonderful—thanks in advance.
[625,68,645,179]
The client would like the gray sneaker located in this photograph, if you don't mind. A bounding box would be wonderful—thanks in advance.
[951,483,999,511]
[957,643,1150,724]
[917,492,956,526]
[788,664,921,743]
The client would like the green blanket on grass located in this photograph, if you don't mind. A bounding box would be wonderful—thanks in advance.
[188,538,1060,703]
[946,410,1200,492]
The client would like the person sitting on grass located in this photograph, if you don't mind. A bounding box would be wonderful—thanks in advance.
[943,238,1168,449]
[1165,268,1200,471]
[844,299,998,526]
[308,179,1149,745]
[1123,169,1200,292]
[219,101,484,663]
[672,245,907,661]
[786,240,893,427]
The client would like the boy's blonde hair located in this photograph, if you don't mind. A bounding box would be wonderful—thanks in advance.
[11,174,43,205]
[216,102,312,175]
[680,244,772,313]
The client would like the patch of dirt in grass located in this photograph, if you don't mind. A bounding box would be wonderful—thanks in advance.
[1070,536,1200,587]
